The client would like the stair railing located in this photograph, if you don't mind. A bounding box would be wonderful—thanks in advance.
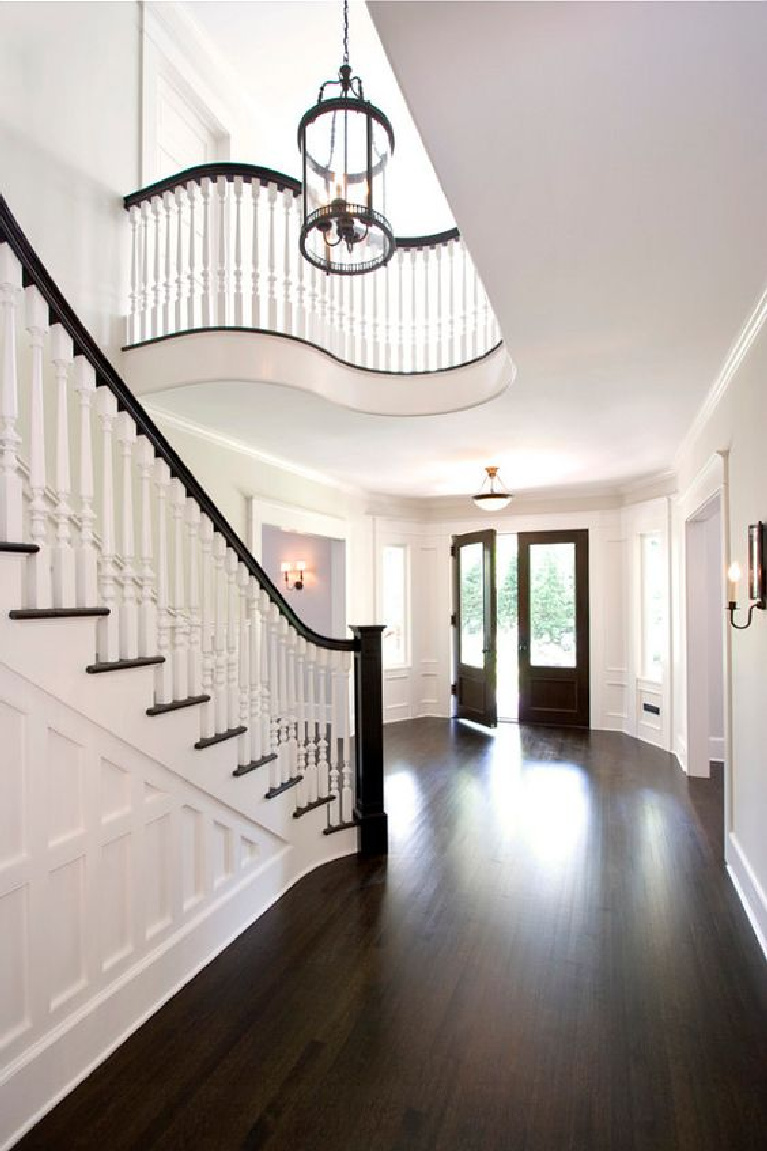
[0,191,387,855]
[123,162,502,374]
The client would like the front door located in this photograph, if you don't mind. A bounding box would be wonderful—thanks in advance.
[517,530,589,727]
[452,530,497,727]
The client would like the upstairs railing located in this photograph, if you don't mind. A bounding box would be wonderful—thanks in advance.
[123,162,502,374]
[0,191,387,855]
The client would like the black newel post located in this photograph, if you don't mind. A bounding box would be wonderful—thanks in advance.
[350,625,388,856]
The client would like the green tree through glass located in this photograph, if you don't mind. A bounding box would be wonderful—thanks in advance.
[531,552,574,645]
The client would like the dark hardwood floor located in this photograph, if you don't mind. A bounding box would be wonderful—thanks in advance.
[18,721,767,1151]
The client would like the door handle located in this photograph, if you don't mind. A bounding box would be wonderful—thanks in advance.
[519,642,528,654]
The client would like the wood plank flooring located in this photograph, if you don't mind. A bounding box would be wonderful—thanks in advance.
[18,721,767,1151]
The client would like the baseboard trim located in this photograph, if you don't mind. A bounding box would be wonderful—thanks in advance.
[726,832,767,963]
[0,835,356,1151]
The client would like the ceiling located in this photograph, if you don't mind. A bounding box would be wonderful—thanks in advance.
[160,1,767,501]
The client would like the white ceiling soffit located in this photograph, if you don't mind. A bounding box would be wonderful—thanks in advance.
[367,1,767,476]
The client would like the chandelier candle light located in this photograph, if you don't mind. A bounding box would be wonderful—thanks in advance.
[298,0,395,275]
[472,466,512,512]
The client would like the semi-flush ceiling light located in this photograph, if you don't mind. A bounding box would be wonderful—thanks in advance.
[472,466,512,512]
[297,0,395,276]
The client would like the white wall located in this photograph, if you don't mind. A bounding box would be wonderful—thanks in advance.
[261,524,346,639]
[0,1,140,353]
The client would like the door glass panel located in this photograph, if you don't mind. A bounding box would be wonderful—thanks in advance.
[459,543,484,668]
[496,534,518,719]
[530,542,576,667]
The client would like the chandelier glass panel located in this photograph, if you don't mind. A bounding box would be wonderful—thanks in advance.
[298,1,395,276]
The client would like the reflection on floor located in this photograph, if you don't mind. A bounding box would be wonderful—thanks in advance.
[18,721,767,1151]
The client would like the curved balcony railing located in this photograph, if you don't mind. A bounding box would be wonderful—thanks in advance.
[123,163,502,374]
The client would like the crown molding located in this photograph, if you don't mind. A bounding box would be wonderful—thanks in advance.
[674,279,767,469]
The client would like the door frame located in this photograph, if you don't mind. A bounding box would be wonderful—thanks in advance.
[452,529,498,727]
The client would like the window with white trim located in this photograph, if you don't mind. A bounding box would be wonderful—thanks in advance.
[382,544,408,669]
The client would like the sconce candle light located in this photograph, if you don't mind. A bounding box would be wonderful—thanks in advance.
[281,560,307,592]
[727,521,767,629]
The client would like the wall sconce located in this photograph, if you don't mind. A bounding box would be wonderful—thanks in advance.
[281,560,306,591]
[727,521,767,629]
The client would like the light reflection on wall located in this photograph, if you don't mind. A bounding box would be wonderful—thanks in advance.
[521,764,590,867]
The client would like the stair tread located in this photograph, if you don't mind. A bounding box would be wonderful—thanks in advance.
[293,795,334,819]
[323,819,357,836]
[265,775,303,800]
[147,694,211,717]
[11,607,109,620]
[0,541,40,554]
[232,752,278,777]
[86,655,164,673]
[195,725,247,751]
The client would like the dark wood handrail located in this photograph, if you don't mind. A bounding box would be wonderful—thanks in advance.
[0,190,355,653]
[123,163,461,252]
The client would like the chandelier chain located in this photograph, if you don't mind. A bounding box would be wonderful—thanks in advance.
[343,0,350,66]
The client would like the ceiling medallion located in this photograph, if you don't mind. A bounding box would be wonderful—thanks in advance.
[297,0,395,276]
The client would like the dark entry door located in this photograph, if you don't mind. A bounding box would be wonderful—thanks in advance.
[518,530,589,727]
[452,530,497,727]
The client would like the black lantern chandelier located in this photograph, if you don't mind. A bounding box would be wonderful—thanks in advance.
[297,0,395,276]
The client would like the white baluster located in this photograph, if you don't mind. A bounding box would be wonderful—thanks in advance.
[128,205,140,344]
[304,643,319,803]
[348,276,356,364]
[472,257,479,359]
[135,436,156,658]
[372,267,380,370]
[483,283,491,355]
[175,185,185,333]
[397,247,404,372]
[282,187,293,335]
[140,200,150,341]
[199,515,215,740]
[153,460,173,704]
[152,196,162,338]
[286,625,299,781]
[278,615,291,783]
[232,175,244,327]
[96,388,119,661]
[340,649,353,824]
[435,243,443,371]
[216,176,228,326]
[186,499,202,697]
[268,603,281,790]
[461,239,469,364]
[25,286,50,609]
[117,412,138,659]
[316,647,330,801]
[0,246,22,544]
[73,358,98,607]
[360,273,368,367]
[187,181,197,330]
[248,577,262,768]
[237,563,250,766]
[171,478,189,701]
[213,534,227,731]
[423,246,431,372]
[295,636,307,803]
[308,259,318,345]
[448,239,456,367]
[326,649,340,825]
[382,263,390,372]
[295,195,306,339]
[225,547,239,730]
[267,182,278,330]
[162,190,173,336]
[260,591,274,768]
[336,275,345,361]
[201,176,212,327]
[251,178,261,328]
[322,262,332,352]
[50,325,75,608]
[410,248,418,372]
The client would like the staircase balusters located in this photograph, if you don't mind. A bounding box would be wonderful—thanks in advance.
[267,183,278,331]
[461,238,469,364]
[410,248,418,372]
[472,255,479,360]
[187,181,197,330]
[316,646,330,805]
[135,435,156,658]
[286,625,299,781]
[151,197,162,339]
[73,358,98,607]
[25,286,50,609]
[308,258,318,347]
[295,195,306,340]
[336,275,345,362]
[326,649,340,826]
[117,413,139,659]
[448,239,456,368]
[162,191,173,336]
[340,649,353,824]
[260,591,274,771]
[199,515,215,741]
[201,177,212,327]
[175,186,185,334]
[50,325,75,608]
[0,246,22,544]
[128,206,140,345]
[372,265,380,370]
[216,176,228,326]
[278,615,290,783]
[397,247,404,372]
[237,563,250,767]
[282,187,293,335]
[170,479,189,699]
[251,178,261,328]
[248,576,262,767]
[267,602,281,791]
[96,387,119,660]
[186,499,202,697]
[304,643,319,803]
[359,273,367,368]
[212,533,227,732]
[435,243,443,372]
[423,246,431,373]
[295,636,307,798]
[140,201,150,341]
[153,460,173,704]
[225,547,239,730]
